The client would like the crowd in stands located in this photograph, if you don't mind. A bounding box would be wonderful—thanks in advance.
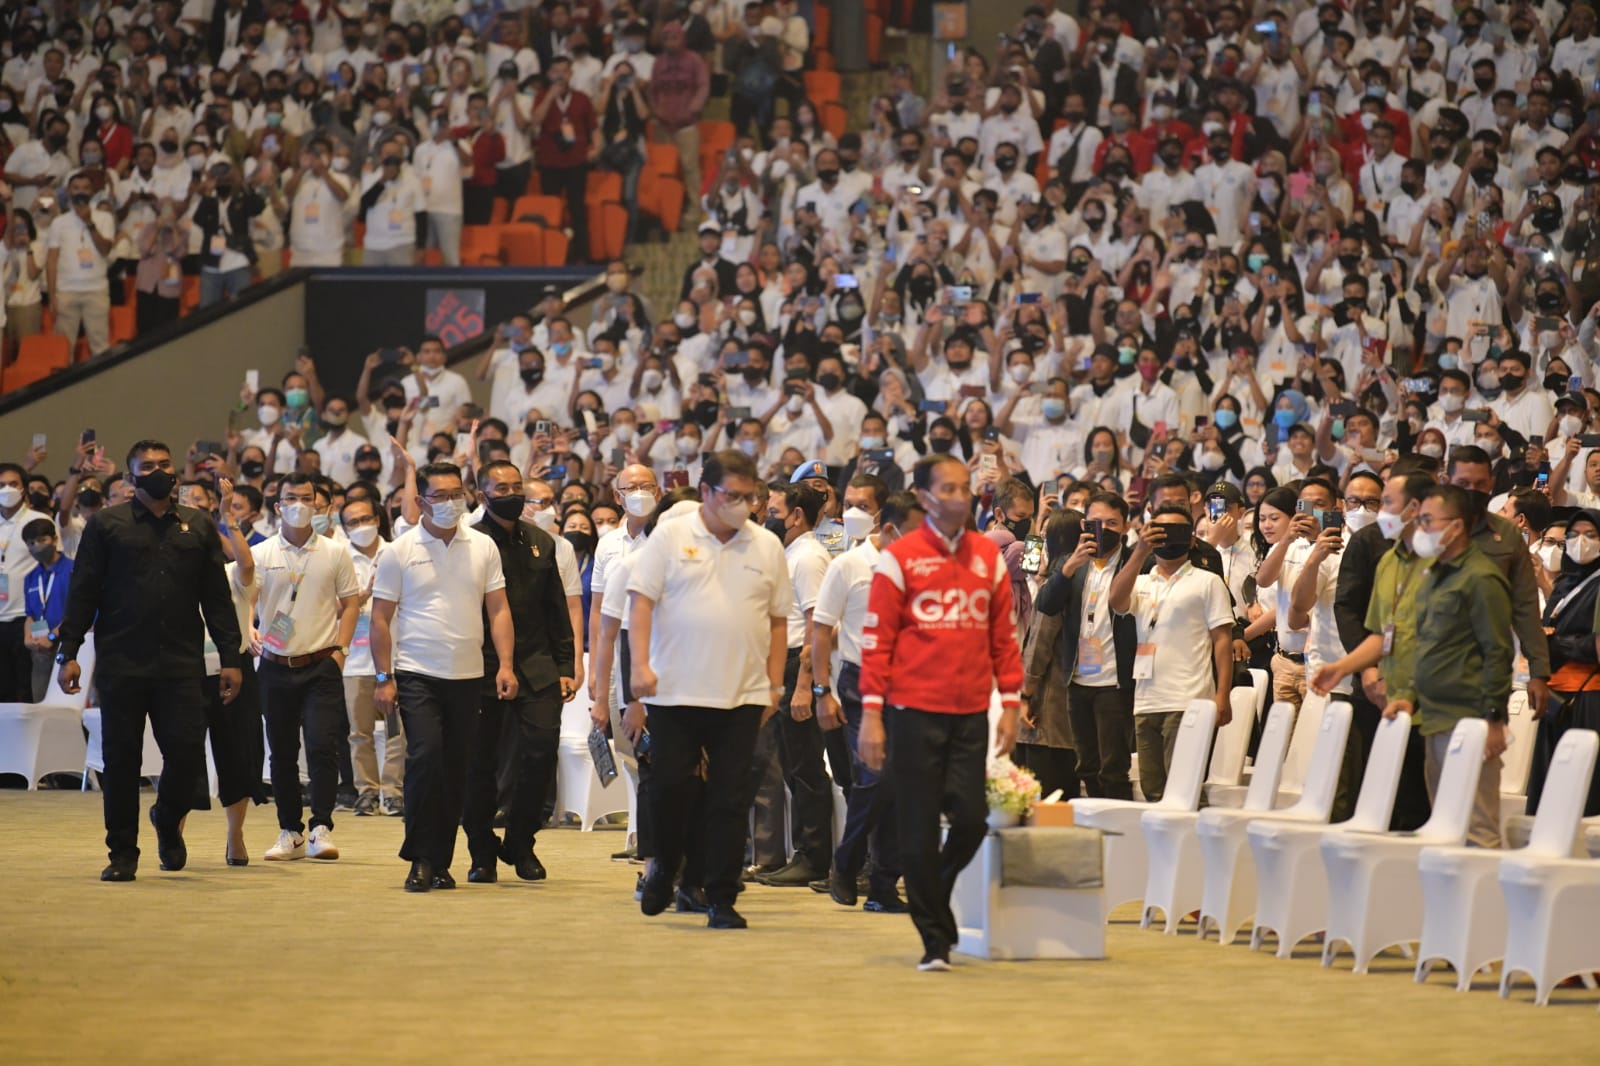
[10,0,1600,927]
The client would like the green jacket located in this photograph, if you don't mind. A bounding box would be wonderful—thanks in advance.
[1364,540,1426,703]
[1402,542,1514,736]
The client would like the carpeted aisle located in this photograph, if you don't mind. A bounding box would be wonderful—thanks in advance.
[0,791,1595,1065]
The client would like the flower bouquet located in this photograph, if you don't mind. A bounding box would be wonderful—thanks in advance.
[985,756,1041,828]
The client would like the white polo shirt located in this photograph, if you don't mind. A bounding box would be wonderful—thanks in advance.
[312,427,369,486]
[628,510,791,709]
[46,211,114,293]
[1120,562,1232,716]
[590,522,642,609]
[810,537,879,667]
[344,539,389,677]
[251,529,360,658]
[204,562,258,677]
[784,530,833,649]
[373,521,506,680]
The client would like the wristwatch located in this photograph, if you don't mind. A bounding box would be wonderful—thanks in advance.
[54,652,72,665]
[1483,708,1509,724]
[375,672,392,684]
[811,684,831,698]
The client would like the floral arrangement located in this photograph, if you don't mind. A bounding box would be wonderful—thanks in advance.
[985,756,1042,818]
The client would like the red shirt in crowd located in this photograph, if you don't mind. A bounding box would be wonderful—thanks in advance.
[453,124,505,186]
[1092,130,1154,175]
[533,87,596,170]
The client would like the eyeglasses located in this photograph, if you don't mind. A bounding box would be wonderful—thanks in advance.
[1343,496,1381,512]
[524,497,554,509]
[1413,514,1459,531]
[710,485,759,507]
[423,491,468,502]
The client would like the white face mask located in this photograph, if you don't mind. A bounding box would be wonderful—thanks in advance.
[1197,448,1225,471]
[842,506,875,540]
[613,422,636,445]
[258,405,282,426]
[430,497,467,526]
[786,394,804,416]
[1561,414,1584,438]
[529,506,557,531]
[1411,521,1454,559]
[0,486,22,509]
[1375,507,1407,539]
[1538,543,1565,571]
[279,501,313,528]
[1438,393,1464,414]
[623,488,655,517]
[676,435,699,458]
[641,368,664,392]
[1343,507,1376,533]
[1009,363,1032,385]
[738,309,758,327]
[419,363,443,378]
[738,437,761,457]
[719,499,751,527]
[347,524,379,547]
[1418,441,1445,459]
[1568,536,1600,565]
[674,311,696,329]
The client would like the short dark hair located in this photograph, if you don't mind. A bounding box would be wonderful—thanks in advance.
[1299,476,1337,501]
[1420,483,1472,521]
[1151,502,1193,522]
[1395,472,1437,507]
[847,473,887,510]
[21,518,56,542]
[231,483,263,512]
[880,490,921,529]
[0,462,25,483]
[1446,445,1492,477]
[418,461,463,490]
[126,439,172,470]
[279,472,318,492]
[1508,487,1553,533]
[912,452,967,491]
[781,483,825,528]
[478,459,521,484]
[1086,490,1130,519]
[1346,469,1383,494]
[1147,473,1194,501]
[701,448,758,490]
[994,478,1032,512]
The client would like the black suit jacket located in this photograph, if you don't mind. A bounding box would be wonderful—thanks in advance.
[1334,523,1391,653]
[474,516,575,692]
[1069,63,1140,122]
[681,255,740,300]
[1034,547,1139,691]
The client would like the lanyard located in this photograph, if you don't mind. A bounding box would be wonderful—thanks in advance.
[1551,568,1600,619]
[32,570,55,610]
[282,540,314,604]
[1083,557,1114,623]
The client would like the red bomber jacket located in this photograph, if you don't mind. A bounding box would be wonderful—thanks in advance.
[859,522,1024,715]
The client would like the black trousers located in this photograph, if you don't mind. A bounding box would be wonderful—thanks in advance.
[464,185,496,225]
[743,711,789,868]
[495,160,532,207]
[190,658,266,810]
[832,662,899,896]
[646,703,762,908]
[258,657,346,834]
[397,673,481,871]
[1017,744,1080,804]
[539,164,589,263]
[1067,683,1135,800]
[135,290,179,333]
[99,674,208,862]
[463,680,561,867]
[0,618,32,702]
[889,706,989,958]
[774,646,834,870]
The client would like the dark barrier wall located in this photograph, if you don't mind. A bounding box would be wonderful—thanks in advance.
[0,283,306,474]
[303,268,593,400]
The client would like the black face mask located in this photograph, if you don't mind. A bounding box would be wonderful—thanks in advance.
[70,192,91,207]
[764,515,789,540]
[355,465,382,481]
[899,148,920,164]
[743,366,768,385]
[815,168,839,183]
[1501,372,1525,393]
[1537,290,1564,312]
[1063,110,1085,124]
[1084,213,1105,230]
[78,488,103,508]
[1533,206,1563,232]
[1004,516,1031,541]
[1338,253,1361,271]
[487,494,526,520]
[1211,145,1230,163]
[996,155,1018,172]
[1471,166,1495,184]
[29,545,56,564]
[1544,371,1571,394]
[1400,181,1421,198]
[240,460,265,479]
[28,491,52,513]
[692,399,720,428]
[159,138,179,153]
[135,469,177,500]
[1473,75,1494,92]
[929,436,954,453]
[1154,524,1193,560]
[817,372,842,391]
[520,368,543,386]
[565,530,595,555]
[1431,145,1451,161]
[1160,151,1182,168]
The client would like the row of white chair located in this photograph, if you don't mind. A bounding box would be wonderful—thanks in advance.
[1071,697,1600,1008]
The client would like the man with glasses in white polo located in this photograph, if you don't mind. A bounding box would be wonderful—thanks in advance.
[628,449,790,930]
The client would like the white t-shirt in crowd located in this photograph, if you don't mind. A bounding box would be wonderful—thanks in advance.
[1120,561,1232,716]
[46,211,114,292]
[373,521,506,680]
[251,529,360,657]
[784,530,833,649]
[811,536,880,669]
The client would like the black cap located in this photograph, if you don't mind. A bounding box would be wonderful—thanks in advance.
[1206,481,1245,507]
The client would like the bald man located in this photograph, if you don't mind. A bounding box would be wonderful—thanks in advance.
[588,465,662,699]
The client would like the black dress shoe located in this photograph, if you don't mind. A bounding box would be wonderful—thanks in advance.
[225,852,249,867]
[639,871,673,916]
[864,892,908,913]
[430,869,457,890]
[404,861,434,892]
[100,857,137,882]
[758,860,824,887]
[467,865,498,884]
[706,904,748,929]
[742,863,782,883]
[513,852,547,882]
[674,886,710,913]
[148,806,187,872]
[828,866,859,907]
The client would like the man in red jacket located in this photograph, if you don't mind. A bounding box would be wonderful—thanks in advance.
[858,453,1024,971]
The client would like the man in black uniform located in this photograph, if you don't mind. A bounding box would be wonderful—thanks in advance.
[56,440,243,882]
[461,460,577,883]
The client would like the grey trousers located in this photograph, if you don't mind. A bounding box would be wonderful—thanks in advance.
[1134,710,1184,803]
[1424,729,1502,848]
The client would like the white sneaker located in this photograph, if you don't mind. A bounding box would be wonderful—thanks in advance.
[264,829,306,861]
[307,825,340,860]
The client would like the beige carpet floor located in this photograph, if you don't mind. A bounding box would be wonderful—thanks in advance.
[1,790,1595,1065]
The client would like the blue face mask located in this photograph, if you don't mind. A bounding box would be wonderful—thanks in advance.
[1214,407,1239,431]
[1117,346,1136,366]
[1273,407,1298,428]
[551,341,572,358]
[1331,418,1346,440]
[310,513,331,535]
[1247,253,1268,272]
[1041,397,1068,420]
[285,387,309,409]
[1438,352,1459,370]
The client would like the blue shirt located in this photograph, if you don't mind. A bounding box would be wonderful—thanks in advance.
[25,554,74,634]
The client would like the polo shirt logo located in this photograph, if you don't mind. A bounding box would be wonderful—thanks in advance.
[682,546,701,560]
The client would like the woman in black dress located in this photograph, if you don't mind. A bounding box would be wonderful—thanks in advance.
[1525,509,1600,817]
